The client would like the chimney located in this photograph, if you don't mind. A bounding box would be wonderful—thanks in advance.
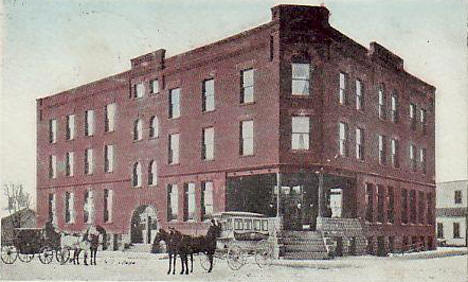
[271,5,330,29]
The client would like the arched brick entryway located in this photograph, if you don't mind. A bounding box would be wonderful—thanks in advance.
[130,205,158,244]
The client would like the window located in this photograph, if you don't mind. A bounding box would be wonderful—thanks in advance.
[85,110,94,136]
[437,223,444,238]
[410,190,416,224]
[149,116,159,138]
[103,189,113,223]
[151,79,159,94]
[291,117,310,150]
[135,82,145,98]
[454,190,462,204]
[66,152,74,177]
[168,133,180,164]
[420,109,426,134]
[339,122,348,156]
[409,144,417,171]
[104,144,114,173]
[49,119,57,143]
[388,187,395,223]
[377,185,385,223]
[133,119,143,141]
[132,162,142,187]
[418,192,425,224]
[365,184,374,222]
[291,63,310,96]
[202,127,214,160]
[378,135,386,165]
[169,88,180,119]
[201,181,214,221]
[202,79,215,112]
[184,183,196,221]
[401,189,408,224]
[453,222,461,238]
[420,148,427,174]
[356,79,363,110]
[148,161,157,186]
[240,120,254,156]
[391,93,398,122]
[241,69,254,103]
[66,115,75,140]
[378,86,386,120]
[83,190,94,224]
[84,148,93,175]
[105,103,116,132]
[356,128,364,160]
[391,139,399,168]
[49,155,57,179]
[65,192,74,224]
[167,184,178,221]
[48,193,57,224]
[409,103,416,130]
[339,72,347,105]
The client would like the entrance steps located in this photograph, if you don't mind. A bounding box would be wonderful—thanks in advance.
[279,231,329,260]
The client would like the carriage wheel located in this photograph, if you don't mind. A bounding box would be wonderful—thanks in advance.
[254,243,273,268]
[227,245,244,271]
[55,247,71,265]
[39,247,54,264]
[1,245,18,264]
[198,253,215,271]
[18,253,34,263]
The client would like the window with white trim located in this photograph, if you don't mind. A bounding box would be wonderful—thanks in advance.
[291,63,310,96]
[103,189,113,223]
[240,120,254,156]
[356,128,364,160]
[339,122,348,156]
[132,162,142,187]
[84,148,94,175]
[202,79,215,112]
[378,86,386,120]
[66,114,75,140]
[169,88,181,119]
[85,110,95,136]
[104,144,114,173]
[133,119,143,141]
[167,184,178,221]
[241,69,254,103]
[420,148,427,174]
[201,181,214,221]
[105,103,116,132]
[135,82,145,98]
[291,116,310,150]
[202,127,214,160]
[151,79,159,94]
[150,116,159,138]
[409,103,416,130]
[356,79,363,110]
[339,72,347,105]
[49,155,57,179]
[184,183,196,221]
[378,135,386,165]
[148,161,157,186]
[168,134,180,164]
[65,192,75,224]
[409,144,417,171]
[49,119,57,143]
[391,93,398,123]
[83,190,94,224]
[391,138,399,168]
[66,152,74,177]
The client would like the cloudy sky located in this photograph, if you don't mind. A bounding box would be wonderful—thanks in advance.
[0,0,467,215]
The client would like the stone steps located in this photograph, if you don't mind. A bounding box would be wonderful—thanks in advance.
[280,231,329,260]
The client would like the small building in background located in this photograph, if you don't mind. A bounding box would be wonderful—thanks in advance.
[436,180,467,246]
[1,208,37,245]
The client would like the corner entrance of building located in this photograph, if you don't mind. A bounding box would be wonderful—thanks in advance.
[130,205,158,244]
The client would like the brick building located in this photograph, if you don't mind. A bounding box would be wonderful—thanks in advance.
[36,5,436,256]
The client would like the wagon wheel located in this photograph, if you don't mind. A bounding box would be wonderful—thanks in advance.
[254,241,273,268]
[55,247,71,265]
[39,246,54,264]
[198,252,216,271]
[18,252,34,263]
[227,245,245,271]
[1,245,18,264]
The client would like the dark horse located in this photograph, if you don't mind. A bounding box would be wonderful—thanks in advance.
[152,229,179,275]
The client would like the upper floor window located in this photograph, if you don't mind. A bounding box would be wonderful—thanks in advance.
[105,103,116,132]
[201,181,214,221]
[103,189,113,223]
[356,79,363,110]
[391,93,399,123]
[48,193,57,224]
[132,162,142,187]
[104,144,114,173]
[378,135,386,165]
[168,133,180,164]
[85,110,95,136]
[84,148,94,175]
[133,119,143,141]
[339,72,347,105]
[184,183,196,221]
[420,148,427,174]
[66,152,74,177]
[167,184,178,221]
[391,138,399,168]
[49,155,57,179]
[338,122,348,156]
[151,79,159,94]
[241,69,254,104]
[202,79,215,112]
[66,115,75,140]
[150,116,159,138]
[134,82,145,98]
[49,119,57,143]
[291,116,310,150]
[202,127,215,160]
[409,144,417,171]
[356,128,364,160]
[148,160,157,186]
[65,192,75,224]
[454,190,462,204]
[420,109,427,134]
[378,86,386,120]
[409,103,416,130]
[169,88,181,119]
[291,63,310,96]
[83,190,94,224]
[240,120,254,156]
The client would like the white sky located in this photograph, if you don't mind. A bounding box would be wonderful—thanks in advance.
[0,0,467,216]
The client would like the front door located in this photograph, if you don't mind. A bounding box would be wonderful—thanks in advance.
[329,188,343,218]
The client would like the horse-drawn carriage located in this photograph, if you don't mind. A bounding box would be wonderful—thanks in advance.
[1,227,70,264]
[199,211,276,271]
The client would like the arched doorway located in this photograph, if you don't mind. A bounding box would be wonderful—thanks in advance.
[130,205,158,244]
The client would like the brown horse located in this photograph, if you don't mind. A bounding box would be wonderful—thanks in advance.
[152,229,180,275]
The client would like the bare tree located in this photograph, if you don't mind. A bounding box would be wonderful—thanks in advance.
[3,184,31,228]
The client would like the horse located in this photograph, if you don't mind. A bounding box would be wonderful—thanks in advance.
[61,232,82,264]
[152,229,180,275]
